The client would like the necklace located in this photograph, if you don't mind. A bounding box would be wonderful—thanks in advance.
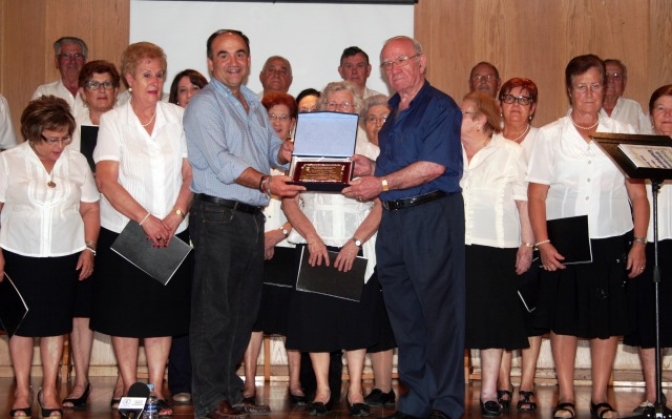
[508,124,530,143]
[141,109,156,127]
[571,117,599,130]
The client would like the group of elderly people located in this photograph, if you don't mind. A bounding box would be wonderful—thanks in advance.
[1,33,672,419]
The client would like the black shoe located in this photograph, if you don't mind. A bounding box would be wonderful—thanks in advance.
[428,410,451,419]
[496,388,512,411]
[289,391,308,406]
[349,403,371,417]
[308,401,331,416]
[365,389,396,407]
[10,407,32,419]
[379,411,421,419]
[590,401,617,419]
[62,383,91,409]
[480,399,503,417]
[38,390,63,419]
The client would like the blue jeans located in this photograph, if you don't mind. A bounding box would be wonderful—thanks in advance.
[189,199,265,417]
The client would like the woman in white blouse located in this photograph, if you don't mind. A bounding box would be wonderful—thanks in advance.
[90,42,192,418]
[283,81,382,417]
[461,91,534,417]
[527,55,649,419]
[624,84,672,413]
[0,96,99,419]
[63,59,123,410]
[495,78,543,412]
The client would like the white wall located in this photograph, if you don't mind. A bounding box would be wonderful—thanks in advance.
[130,1,414,97]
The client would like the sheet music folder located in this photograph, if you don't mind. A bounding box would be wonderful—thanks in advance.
[592,132,672,180]
[296,247,366,302]
[0,273,29,337]
[111,221,192,286]
[546,215,592,265]
[80,125,99,173]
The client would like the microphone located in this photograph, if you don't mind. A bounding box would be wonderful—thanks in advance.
[119,382,150,419]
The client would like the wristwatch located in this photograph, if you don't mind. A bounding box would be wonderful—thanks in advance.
[174,208,186,219]
[352,237,362,248]
[281,227,289,237]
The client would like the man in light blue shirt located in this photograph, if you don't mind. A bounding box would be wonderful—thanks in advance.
[184,29,304,419]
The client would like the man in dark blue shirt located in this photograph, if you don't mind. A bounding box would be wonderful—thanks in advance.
[343,35,465,419]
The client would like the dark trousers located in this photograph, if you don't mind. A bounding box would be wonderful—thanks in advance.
[189,199,265,418]
[376,193,466,418]
[168,334,192,394]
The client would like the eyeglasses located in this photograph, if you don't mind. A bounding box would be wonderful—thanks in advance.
[365,116,388,125]
[60,53,85,61]
[501,94,533,106]
[573,83,604,93]
[268,113,290,122]
[85,81,115,90]
[472,74,496,83]
[326,102,355,111]
[606,72,623,81]
[40,134,72,146]
[380,54,420,70]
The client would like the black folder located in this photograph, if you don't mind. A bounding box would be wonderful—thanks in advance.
[0,273,29,337]
[546,215,593,265]
[110,221,192,285]
[296,247,367,302]
[80,125,99,173]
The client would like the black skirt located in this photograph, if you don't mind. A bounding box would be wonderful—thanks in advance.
[465,245,529,350]
[533,233,634,339]
[3,250,79,337]
[624,240,672,348]
[285,245,379,352]
[90,227,191,338]
[253,246,298,336]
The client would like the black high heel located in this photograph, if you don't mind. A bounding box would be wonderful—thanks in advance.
[480,399,503,417]
[62,383,91,409]
[10,408,32,419]
[38,390,63,419]
[496,388,513,411]
[288,390,308,406]
[308,398,333,417]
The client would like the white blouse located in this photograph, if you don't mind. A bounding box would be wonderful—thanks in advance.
[287,193,377,281]
[647,181,672,242]
[462,135,527,248]
[0,142,99,256]
[526,114,637,239]
[264,168,294,248]
[94,101,188,234]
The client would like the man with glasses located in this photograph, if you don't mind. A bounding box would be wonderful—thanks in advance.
[258,55,293,97]
[343,35,465,419]
[184,29,304,419]
[469,61,501,99]
[600,58,649,133]
[32,37,87,116]
[338,46,385,99]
